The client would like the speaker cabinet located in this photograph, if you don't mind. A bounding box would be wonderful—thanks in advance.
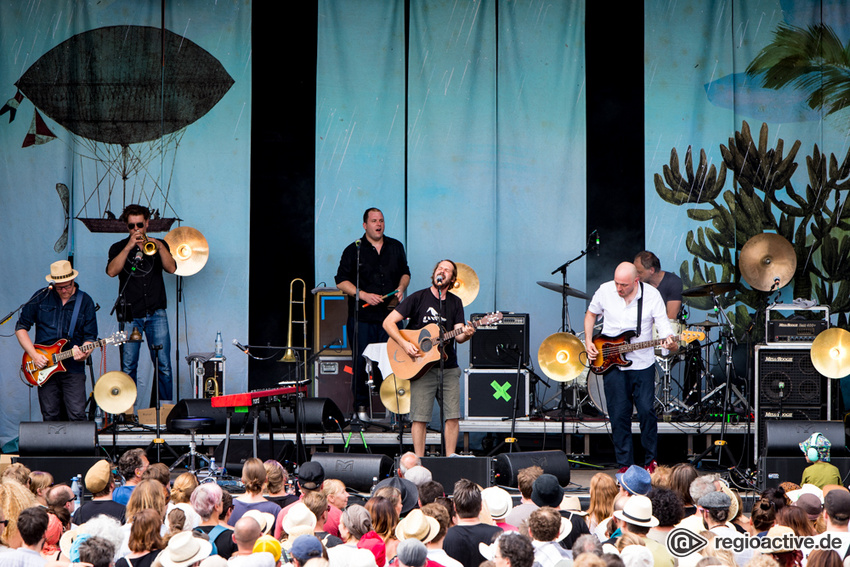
[314,355,384,417]
[213,439,295,476]
[755,345,833,462]
[13,456,103,486]
[419,456,493,493]
[763,420,848,457]
[167,397,345,433]
[493,450,571,487]
[464,369,529,419]
[18,422,96,456]
[470,313,529,368]
[309,452,393,492]
[314,290,351,355]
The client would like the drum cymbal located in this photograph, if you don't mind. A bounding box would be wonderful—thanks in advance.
[164,226,209,276]
[537,332,587,382]
[94,371,137,414]
[379,374,411,414]
[688,320,724,328]
[811,328,850,379]
[536,281,591,301]
[451,263,479,306]
[682,282,738,297]
[739,233,797,291]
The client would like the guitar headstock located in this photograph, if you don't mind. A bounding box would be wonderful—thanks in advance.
[479,312,503,326]
[107,330,129,346]
[681,329,705,344]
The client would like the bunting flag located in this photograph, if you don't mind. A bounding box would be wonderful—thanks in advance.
[0,90,23,122]
[22,109,56,147]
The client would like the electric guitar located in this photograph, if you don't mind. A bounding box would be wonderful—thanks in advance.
[387,312,503,381]
[589,329,704,374]
[22,331,128,387]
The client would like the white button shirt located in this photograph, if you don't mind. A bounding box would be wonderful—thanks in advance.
[587,281,673,371]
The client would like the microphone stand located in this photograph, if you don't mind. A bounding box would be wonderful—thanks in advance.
[488,345,524,455]
[437,281,447,456]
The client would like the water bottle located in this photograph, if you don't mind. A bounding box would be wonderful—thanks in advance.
[71,475,82,510]
[94,406,104,430]
[209,457,217,476]
[215,331,223,357]
[371,476,378,494]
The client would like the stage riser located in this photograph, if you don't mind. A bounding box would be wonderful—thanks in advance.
[419,456,494,492]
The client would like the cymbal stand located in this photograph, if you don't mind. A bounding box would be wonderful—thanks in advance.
[550,231,597,334]
[655,355,690,416]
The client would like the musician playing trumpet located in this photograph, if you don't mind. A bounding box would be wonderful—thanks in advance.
[106,204,177,412]
[16,260,97,421]
[584,262,676,473]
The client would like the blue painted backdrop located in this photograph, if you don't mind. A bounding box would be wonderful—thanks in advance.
[0,0,251,446]
[315,0,588,411]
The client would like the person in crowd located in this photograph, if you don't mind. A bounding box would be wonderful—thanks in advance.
[443,478,503,567]
[40,512,63,561]
[281,502,318,554]
[698,491,752,565]
[806,549,843,567]
[303,491,343,547]
[417,482,445,508]
[125,479,168,531]
[800,433,842,489]
[77,535,116,567]
[792,493,823,534]
[73,459,126,524]
[228,458,281,526]
[646,487,683,547]
[530,474,589,549]
[322,479,349,520]
[264,460,297,509]
[505,467,543,529]
[527,507,571,567]
[586,473,618,532]
[28,472,52,508]
[3,506,49,565]
[751,497,778,537]
[571,534,603,558]
[366,495,401,560]
[192,482,236,559]
[229,515,272,566]
[0,478,39,548]
[421,502,463,567]
[156,530,211,567]
[481,487,517,531]
[114,448,150,505]
[290,534,326,567]
[374,476,419,517]
[334,504,373,551]
[123,508,166,567]
[254,534,284,567]
[610,494,674,567]
[667,464,699,517]
[480,532,535,567]
[821,489,850,559]
[274,462,341,539]
[765,525,803,567]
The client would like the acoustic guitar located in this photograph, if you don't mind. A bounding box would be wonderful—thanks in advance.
[22,331,128,387]
[387,312,502,381]
[589,328,704,374]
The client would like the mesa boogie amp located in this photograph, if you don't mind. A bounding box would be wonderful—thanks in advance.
[765,304,829,345]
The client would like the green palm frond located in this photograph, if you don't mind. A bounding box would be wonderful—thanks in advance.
[747,22,850,115]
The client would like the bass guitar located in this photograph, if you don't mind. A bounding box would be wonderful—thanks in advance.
[387,312,503,381]
[22,331,129,387]
[589,329,704,374]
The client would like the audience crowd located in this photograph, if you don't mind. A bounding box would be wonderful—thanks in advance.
[1,444,848,567]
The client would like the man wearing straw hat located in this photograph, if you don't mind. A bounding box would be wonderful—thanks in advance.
[106,204,177,409]
[16,260,98,421]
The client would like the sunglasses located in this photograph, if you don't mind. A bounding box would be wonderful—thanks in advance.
[128,222,145,230]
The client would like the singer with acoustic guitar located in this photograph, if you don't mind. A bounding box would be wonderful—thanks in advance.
[584,262,676,473]
[383,259,475,457]
[16,260,98,421]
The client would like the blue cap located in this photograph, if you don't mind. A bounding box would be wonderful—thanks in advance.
[615,465,651,496]
[290,535,323,562]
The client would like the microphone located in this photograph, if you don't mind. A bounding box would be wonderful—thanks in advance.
[134,249,143,263]
[595,232,600,256]
[232,339,249,354]
[46,282,55,291]
[355,239,361,248]
[436,275,443,285]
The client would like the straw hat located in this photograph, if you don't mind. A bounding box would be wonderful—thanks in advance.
[395,509,440,543]
[243,509,276,535]
[481,487,513,520]
[158,531,213,567]
[46,260,78,283]
[282,502,317,535]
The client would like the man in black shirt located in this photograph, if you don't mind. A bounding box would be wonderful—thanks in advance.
[16,260,98,421]
[72,460,125,524]
[335,208,410,413]
[107,204,177,409]
[634,251,683,319]
[383,260,474,456]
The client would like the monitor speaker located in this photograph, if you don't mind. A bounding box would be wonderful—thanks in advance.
[493,450,571,487]
[18,421,96,456]
[419,456,493,493]
[166,397,345,433]
[309,452,393,493]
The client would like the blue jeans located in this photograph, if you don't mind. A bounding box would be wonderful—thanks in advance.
[122,309,174,409]
[603,365,657,468]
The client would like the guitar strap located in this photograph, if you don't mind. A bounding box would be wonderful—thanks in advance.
[635,282,644,337]
[67,292,83,341]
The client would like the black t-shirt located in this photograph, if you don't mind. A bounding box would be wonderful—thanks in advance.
[393,288,465,368]
[195,524,237,559]
[656,271,683,308]
[118,550,161,567]
[266,494,298,509]
[443,523,503,567]
[108,236,172,320]
[335,236,410,323]
[558,510,591,550]
[72,499,126,525]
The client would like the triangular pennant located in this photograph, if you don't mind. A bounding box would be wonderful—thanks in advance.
[22,110,56,147]
[0,90,24,123]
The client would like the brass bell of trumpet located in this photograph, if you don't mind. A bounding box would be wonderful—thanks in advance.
[141,235,157,256]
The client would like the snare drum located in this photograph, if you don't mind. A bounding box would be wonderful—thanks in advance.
[653,318,684,355]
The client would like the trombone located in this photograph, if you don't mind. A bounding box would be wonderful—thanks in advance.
[280,279,308,377]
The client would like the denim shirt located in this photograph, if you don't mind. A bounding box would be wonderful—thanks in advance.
[16,285,98,372]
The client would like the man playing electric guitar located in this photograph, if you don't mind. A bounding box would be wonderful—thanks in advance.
[584,262,676,473]
[383,259,475,457]
[15,260,98,421]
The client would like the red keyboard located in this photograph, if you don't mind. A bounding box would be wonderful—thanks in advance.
[210,385,307,408]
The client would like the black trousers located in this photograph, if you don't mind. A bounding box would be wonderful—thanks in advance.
[38,371,87,421]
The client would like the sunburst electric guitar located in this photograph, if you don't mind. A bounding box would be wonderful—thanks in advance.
[589,329,704,374]
[387,312,503,381]
[22,331,128,387]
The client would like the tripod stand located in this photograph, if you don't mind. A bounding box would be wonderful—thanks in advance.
[145,344,179,463]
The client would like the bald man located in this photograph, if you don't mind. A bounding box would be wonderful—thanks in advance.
[584,262,675,473]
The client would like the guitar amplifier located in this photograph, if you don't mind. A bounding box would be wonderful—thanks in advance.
[765,304,829,345]
[464,368,529,419]
[470,313,529,368]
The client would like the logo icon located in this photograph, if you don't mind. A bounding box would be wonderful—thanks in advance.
[491,381,512,401]
[667,528,708,557]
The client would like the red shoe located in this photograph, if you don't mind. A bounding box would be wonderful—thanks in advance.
[644,460,658,474]
[618,466,629,474]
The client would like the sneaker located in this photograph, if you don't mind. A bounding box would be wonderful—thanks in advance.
[618,466,629,474]
[645,460,658,474]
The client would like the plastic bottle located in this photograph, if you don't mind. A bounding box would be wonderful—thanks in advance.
[209,457,217,476]
[215,331,223,357]
[71,475,82,510]
[94,406,104,430]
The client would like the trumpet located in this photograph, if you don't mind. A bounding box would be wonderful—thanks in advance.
[140,235,157,256]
